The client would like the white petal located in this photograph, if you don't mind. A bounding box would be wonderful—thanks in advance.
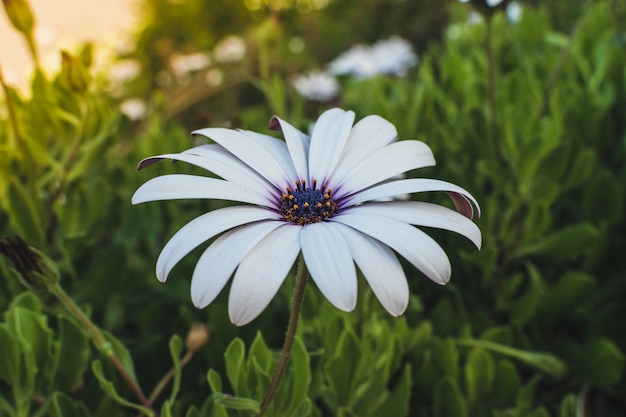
[138,148,277,199]
[155,206,280,282]
[132,174,273,207]
[346,201,482,249]
[183,144,277,197]
[334,212,451,285]
[329,115,398,186]
[237,130,299,182]
[191,221,283,308]
[192,127,293,188]
[344,178,481,217]
[308,108,355,185]
[333,223,409,316]
[333,141,435,199]
[271,116,311,182]
[301,222,357,312]
[228,225,301,325]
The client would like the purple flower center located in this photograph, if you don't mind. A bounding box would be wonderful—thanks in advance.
[280,180,338,225]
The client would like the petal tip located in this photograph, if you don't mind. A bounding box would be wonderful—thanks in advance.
[269,115,282,131]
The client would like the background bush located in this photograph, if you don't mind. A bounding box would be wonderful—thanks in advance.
[1,0,625,416]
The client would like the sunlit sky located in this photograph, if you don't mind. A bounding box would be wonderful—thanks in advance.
[1,0,138,86]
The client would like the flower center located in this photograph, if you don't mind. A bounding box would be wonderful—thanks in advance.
[280,180,338,225]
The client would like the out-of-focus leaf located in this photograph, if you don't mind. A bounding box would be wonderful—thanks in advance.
[6,180,45,246]
[572,338,624,388]
[583,169,623,224]
[536,272,595,318]
[377,365,411,417]
[491,360,521,407]
[433,376,467,417]
[56,315,90,392]
[464,347,495,404]
[0,324,20,385]
[516,223,599,259]
[51,391,92,417]
[325,329,361,406]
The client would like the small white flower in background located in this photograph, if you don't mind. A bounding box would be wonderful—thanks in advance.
[120,98,147,121]
[108,59,142,84]
[170,53,211,78]
[293,70,339,101]
[328,36,417,79]
[328,44,378,79]
[133,108,481,325]
[506,1,523,22]
[486,0,504,6]
[370,37,418,77]
[213,35,246,63]
[205,68,224,87]
[34,26,58,48]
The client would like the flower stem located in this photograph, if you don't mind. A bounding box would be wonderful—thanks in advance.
[49,283,157,416]
[257,255,309,417]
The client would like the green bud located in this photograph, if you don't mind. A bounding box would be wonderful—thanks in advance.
[59,50,91,94]
[2,0,35,36]
[0,235,60,292]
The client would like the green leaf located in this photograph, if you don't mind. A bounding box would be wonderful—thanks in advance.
[0,324,20,385]
[213,392,260,412]
[9,291,42,312]
[6,180,45,246]
[247,331,273,375]
[457,339,566,379]
[8,306,54,384]
[563,148,596,189]
[56,315,90,391]
[377,365,412,417]
[574,338,624,388]
[582,169,623,224]
[433,376,467,417]
[207,369,223,393]
[101,330,138,383]
[432,338,459,379]
[491,360,521,407]
[91,360,154,416]
[160,400,173,417]
[536,272,595,318]
[325,328,361,406]
[516,223,599,259]
[224,338,249,397]
[559,394,577,417]
[283,336,311,416]
[51,391,92,417]
[167,335,184,404]
[464,347,495,404]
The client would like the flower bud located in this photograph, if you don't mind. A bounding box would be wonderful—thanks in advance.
[59,50,91,94]
[2,0,34,36]
[185,323,210,353]
[0,235,59,292]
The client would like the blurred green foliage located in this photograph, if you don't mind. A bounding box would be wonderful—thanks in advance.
[1,0,626,416]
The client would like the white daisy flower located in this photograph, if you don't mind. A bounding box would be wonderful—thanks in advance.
[292,70,339,101]
[328,37,418,79]
[132,108,481,325]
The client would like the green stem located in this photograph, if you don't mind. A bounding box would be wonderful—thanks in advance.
[257,255,309,417]
[485,14,501,172]
[49,283,156,416]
